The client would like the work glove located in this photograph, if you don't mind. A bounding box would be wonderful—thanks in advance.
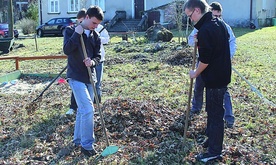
[83,57,95,67]
[75,24,84,34]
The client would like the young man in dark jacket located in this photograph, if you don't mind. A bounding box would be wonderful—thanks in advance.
[63,6,103,157]
[184,0,231,163]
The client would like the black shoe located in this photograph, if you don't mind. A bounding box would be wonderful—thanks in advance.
[190,110,200,116]
[201,139,209,148]
[81,147,97,157]
[195,152,222,163]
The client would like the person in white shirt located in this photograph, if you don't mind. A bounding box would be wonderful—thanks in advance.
[188,2,237,129]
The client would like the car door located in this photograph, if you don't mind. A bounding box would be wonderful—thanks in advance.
[43,18,57,34]
[54,18,64,34]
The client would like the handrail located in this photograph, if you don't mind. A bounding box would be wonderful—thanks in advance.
[137,13,148,31]
[107,11,127,30]
[0,55,67,70]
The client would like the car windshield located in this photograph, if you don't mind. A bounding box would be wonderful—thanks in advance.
[0,24,8,30]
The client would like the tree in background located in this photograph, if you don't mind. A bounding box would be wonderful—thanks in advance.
[25,0,38,23]
[165,0,187,44]
[18,0,38,35]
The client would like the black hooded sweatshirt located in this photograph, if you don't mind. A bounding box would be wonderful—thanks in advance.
[194,12,231,88]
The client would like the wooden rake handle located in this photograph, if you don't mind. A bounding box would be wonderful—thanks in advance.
[183,41,197,144]
[80,34,110,146]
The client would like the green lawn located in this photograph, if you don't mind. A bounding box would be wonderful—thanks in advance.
[0,26,275,164]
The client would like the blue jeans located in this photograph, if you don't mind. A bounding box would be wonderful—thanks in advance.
[68,78,95,150]
[191,73,235,124]
[95,62,104,103]
[70,63,102,108]
[206,87,227,155]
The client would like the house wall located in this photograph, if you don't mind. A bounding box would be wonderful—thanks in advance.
[254,0,276,26]
[39,0,276,28]
[207,0,250,27]
[208,0,276,27]
[39,1,78,24]
[102,0,174,21]
[103,0,132,20]
[145,0,174,10]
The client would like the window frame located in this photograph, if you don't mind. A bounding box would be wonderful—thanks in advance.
[48,0,60,13]
[68,0,80,13]
[91,0,105,11]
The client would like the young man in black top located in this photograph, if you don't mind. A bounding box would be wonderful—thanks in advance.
[184,0,231,163]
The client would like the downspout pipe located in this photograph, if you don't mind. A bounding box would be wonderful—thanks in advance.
[250,0,253,21]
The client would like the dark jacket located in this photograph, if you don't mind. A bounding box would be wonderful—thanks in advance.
[194,12,231,88]
[63,26,101,84]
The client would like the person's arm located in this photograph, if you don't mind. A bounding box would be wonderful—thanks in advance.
[99,28,110,45]
[189,61,208,78]
[63,25,82,55]
[188,28,198,47]
[225,23,236,59]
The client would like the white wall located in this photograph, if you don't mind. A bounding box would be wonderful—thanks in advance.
[145,0,174,10]
[39,1,78,24]
[208,0,251,27]
[208,0,276,27]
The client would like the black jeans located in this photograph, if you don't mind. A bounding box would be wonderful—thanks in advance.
[205,87,227,155]
[70,92,78,110]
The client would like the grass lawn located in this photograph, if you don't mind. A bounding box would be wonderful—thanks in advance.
[0,26,275,164]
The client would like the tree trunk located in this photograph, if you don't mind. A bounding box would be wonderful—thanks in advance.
[8,0,14,38]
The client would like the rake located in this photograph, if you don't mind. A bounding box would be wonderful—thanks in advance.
[25,65,67,114]
[80,33,119,157]
[183,41,197,144]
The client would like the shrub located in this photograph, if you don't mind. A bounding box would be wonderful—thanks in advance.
[17,18,37,35]
[25,1,39,23]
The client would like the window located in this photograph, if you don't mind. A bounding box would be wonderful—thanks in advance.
[47,19,56,25]
[56,19,62,23]
[68,0,79,12]
[48,0,59,13]
[91,0,105,11]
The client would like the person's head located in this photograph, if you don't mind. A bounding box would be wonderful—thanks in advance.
[210,2,222,18]
[81,6,104,31]
[76,8,86,23]
[183,0,210,23]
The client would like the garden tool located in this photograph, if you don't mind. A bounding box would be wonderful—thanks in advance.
[31,65,67,103]
[183,40,197,144]
[80,33,119,157]
[232,67,276,107]
[26,65,67,114]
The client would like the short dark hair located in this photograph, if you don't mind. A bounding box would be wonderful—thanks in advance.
[183,0,210,14]
[210,2,223,12]
[86,6,104,21]
[77,8,86,19]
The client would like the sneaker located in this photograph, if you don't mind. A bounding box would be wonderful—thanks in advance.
[226,122,234,128]
[81,147,97,157]
[190,110,200,116]
[66,109,74,115]
[195,152,222,163]
[201,138,209,148]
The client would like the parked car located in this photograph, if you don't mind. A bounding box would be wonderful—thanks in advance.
[36,17,76,37]
[0,23,19,38]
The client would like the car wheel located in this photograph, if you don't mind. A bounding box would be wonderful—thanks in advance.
[37,29,44,37]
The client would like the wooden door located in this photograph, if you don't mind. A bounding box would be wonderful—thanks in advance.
[134,0,144,19]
